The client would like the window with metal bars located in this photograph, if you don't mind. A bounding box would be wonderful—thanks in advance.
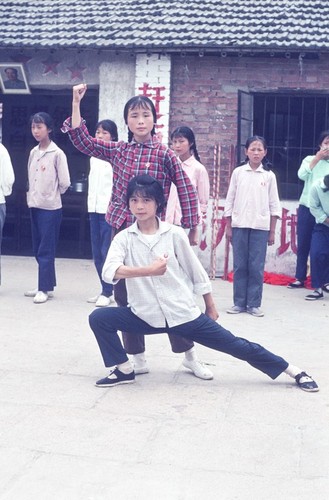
[238,91,329,200]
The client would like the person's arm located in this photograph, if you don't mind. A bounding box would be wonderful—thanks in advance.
[0,144,15,196]
[309,184,329,225]
[164,150,200,233]
[223,168,238,240]
[114,255,168,279]
[268,172,281,245]
[72,84,87,129]
[55,150,71,194]
[268,215,279,245]
[196,164,210,217]
[203,292,219,321]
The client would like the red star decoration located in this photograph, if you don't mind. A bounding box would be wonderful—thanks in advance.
[67,61,86,81]
[42,55,60,75]
[11,54,32,64]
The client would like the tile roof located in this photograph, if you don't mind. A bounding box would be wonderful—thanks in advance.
[0,0,328,52]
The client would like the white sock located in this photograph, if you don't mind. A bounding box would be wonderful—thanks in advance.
[284,364,302,379]
[117,360,133,374]
[184,347,197,362]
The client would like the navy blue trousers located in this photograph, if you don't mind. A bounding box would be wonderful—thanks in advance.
[310,223,329,288]
[30,207,62,292]
[89,213,113,297]
[295,205,315,282]
[89,307,289,380]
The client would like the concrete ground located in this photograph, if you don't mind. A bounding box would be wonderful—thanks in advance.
[0,255,328,500]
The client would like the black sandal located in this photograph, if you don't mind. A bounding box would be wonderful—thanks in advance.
[305,290,324,301]
[322,283,329,293]
[287,280,304,289]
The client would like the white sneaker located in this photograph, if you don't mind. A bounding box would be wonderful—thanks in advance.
[226,305,246,314]
[25,288,53,298]
[131,357,149,375]
[33,291,49,304]
[95,295,115,307]
[247,307,264,317]
[182,359,213,380]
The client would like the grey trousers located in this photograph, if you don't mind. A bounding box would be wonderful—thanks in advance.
[232,227,269,308]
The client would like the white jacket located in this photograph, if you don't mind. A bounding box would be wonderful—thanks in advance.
[87,157,113,213]
[0,143,15,203]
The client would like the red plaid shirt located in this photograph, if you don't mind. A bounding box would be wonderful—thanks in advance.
[62,119,199,229]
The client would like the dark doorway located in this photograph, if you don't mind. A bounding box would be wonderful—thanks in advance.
[1,89,98,257]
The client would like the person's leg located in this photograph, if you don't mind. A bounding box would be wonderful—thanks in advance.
[114,278,146,354]
[98,215,113,298]
[89,306,164,386]
[167,334,213,380]
[36,208,62,292]
[246,229,269,310]
[295,205,315,282]
[231,228,249,308]
[306,224,329,300]
[169,313,288,379]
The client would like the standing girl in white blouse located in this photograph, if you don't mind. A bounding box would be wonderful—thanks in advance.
[224,135,281,317]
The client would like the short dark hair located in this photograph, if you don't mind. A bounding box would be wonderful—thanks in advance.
[29,112,55,139]
[95,119,118,141]
[126,175,166,214]
[317,130,329,147]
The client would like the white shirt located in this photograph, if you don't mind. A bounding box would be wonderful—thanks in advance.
[102,219,212,328]
[223,163,281,230]
[87,157,113,213]
[0,143,15,203]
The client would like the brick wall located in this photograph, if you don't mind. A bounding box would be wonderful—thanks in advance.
[169,53,329,196]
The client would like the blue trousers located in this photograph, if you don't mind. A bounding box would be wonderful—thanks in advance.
[89,213,113,297]
[295,205,315,282]
[310,224,329,288]
[30,207,62,292]
[89,307,289,380]
[232,228,269,308]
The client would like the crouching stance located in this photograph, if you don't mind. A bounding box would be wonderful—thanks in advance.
[89,175,318,393]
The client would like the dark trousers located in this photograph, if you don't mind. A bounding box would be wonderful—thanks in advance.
[114,278,194,354]
[30,207,62,292]
[295,205,315,282]
[232,228,269,308]
[89,307,289,380]
[310,223,329,288]
[89,213,113,297]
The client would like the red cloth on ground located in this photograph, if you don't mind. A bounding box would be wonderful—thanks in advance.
[226,272,313,289]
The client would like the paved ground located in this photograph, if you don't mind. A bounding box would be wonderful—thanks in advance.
[0,255,328,500]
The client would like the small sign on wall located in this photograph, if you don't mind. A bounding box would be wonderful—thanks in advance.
[0,63,30,94]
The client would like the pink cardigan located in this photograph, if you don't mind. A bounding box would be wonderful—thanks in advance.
[166,155,209,225]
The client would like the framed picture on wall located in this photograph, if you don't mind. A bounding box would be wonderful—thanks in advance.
[0,63,30,94]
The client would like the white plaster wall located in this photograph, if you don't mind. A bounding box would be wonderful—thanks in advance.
[99,56,135,140]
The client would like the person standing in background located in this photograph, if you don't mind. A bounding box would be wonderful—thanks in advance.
[0,143,15,285]
[25,112,70,304]
[288,130,329,289]
[166,126,210,257]
[224,136,281,318]
[87,119,118,308]
[304,174,329,300]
